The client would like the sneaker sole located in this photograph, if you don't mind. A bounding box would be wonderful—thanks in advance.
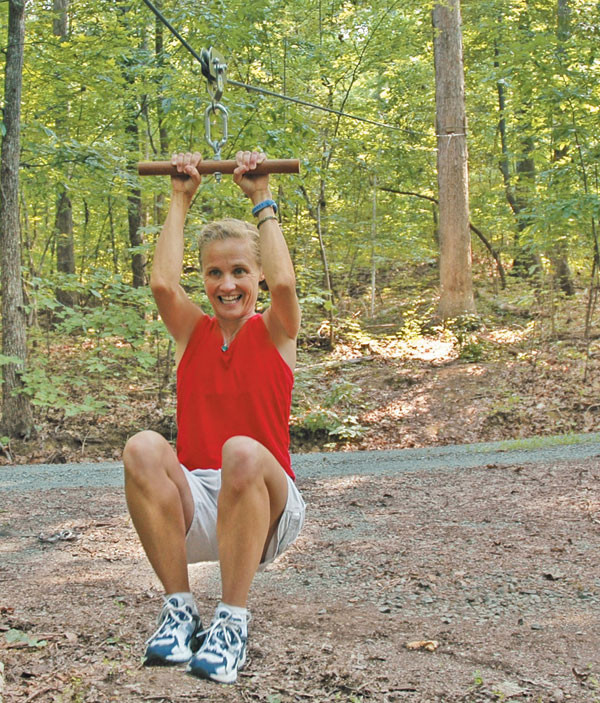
[186,666,238,684]
[143,654,193,667]
[143,629,203,668]
[185,652,246,684]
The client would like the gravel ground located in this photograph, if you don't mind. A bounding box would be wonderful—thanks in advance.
[1,432,600,490]
[1,434,600,702]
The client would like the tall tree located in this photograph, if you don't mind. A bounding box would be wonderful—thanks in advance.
[488,11,542,280]
[126,108,146,288]
[509,3,542,279]
[433,0,476,319]
[549,0,575,295]
[120,13,147,290]
[53,0,77,307]
[1,0,34,437]
[153,7,170,224]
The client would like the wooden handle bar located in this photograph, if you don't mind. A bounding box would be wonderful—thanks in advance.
[138,159,300,176]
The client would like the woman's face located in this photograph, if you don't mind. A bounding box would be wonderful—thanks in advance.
[201,237,262,322]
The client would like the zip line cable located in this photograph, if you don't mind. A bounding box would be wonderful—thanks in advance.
[140,0,209,74]
[140,0,408,134]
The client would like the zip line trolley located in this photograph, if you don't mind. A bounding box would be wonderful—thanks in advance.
[138,46,300,179]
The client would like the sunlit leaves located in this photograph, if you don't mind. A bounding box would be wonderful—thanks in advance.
[2,0,599,335]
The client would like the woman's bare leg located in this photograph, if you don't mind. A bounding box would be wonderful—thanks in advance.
[216,435,289,607]
[123,430,195,593]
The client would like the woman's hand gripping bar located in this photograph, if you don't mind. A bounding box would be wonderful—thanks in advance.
[138,159,300,176]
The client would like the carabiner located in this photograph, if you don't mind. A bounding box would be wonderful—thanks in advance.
[201,48,228,180]
[204,102,229,180]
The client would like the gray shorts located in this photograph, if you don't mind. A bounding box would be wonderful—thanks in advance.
[182,467,305,570]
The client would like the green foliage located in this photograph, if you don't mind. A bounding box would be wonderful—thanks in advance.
[458,340,484,363]
[397,296,439,341]
[13,0,600,296]
[292,378,366,444]
[1,0,599,436]
[297,406,365,441]
[0,436,13,461]
[19,269,169,418]
[0,355,23,367]
[4,629,47,649]
[446,315,485,362]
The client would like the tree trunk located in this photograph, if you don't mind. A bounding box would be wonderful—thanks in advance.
[299,182,335,348]
[53,0,77,307]
[495,12,543,278]
[0,0,34,438]
[126,115,146,288]
[433,0,476,320]
[316,196,334,348]
[512,135,541,276]
[370,173,377,318]
[549,0,575,296]
[154,9,170,224]
[55,188,77,305]
[118,6,147,288]
[495,45,518,216]
[557,0,571,43]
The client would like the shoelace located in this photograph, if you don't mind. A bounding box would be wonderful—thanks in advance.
[199,612,248,655]
[146,598,195,644]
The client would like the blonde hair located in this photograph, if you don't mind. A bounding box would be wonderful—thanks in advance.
[199,218,261,265]
[199,218,268,290]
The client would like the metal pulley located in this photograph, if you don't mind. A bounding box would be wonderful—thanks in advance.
[200,47,227,103]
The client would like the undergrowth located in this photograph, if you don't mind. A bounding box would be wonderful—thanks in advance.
[0,265,598,462]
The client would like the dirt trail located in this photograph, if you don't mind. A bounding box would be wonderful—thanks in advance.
[1,436,600,702]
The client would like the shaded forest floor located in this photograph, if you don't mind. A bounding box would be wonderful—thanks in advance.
[2,281,599,465]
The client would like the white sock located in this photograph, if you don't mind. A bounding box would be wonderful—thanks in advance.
[167,592,197,612]
[217,602,248,635]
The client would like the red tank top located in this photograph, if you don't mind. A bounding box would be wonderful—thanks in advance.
[176,313,295,479]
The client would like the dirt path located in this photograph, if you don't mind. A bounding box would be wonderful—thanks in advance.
[1,440,600,702]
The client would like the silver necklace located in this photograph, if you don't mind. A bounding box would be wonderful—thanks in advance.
[221,328,239,352]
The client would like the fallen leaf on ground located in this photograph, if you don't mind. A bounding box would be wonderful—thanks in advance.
[494,680,528,698]
[405,640,439,652]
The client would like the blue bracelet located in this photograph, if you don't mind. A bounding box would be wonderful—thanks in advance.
[252,199,278,216]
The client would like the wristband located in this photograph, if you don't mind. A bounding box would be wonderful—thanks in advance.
[257,215,279,228]
[252,199,278,216]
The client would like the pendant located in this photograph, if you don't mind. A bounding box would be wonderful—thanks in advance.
[221,343,228,352]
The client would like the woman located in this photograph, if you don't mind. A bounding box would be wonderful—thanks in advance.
[122,150,305,684]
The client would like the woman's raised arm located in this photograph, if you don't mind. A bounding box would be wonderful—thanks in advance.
[232,151,301,349]
[150,152,205,358]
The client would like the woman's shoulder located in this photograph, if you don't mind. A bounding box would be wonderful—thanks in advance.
[256,309,296,371]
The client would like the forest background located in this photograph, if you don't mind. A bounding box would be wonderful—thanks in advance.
[0,0,599,464]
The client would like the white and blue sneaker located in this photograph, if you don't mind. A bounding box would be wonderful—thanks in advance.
[143,595,201,666]
[186,606,249,683]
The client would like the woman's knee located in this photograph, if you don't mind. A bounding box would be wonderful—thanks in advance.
[221,436,262,491]
[123,430,169,484]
